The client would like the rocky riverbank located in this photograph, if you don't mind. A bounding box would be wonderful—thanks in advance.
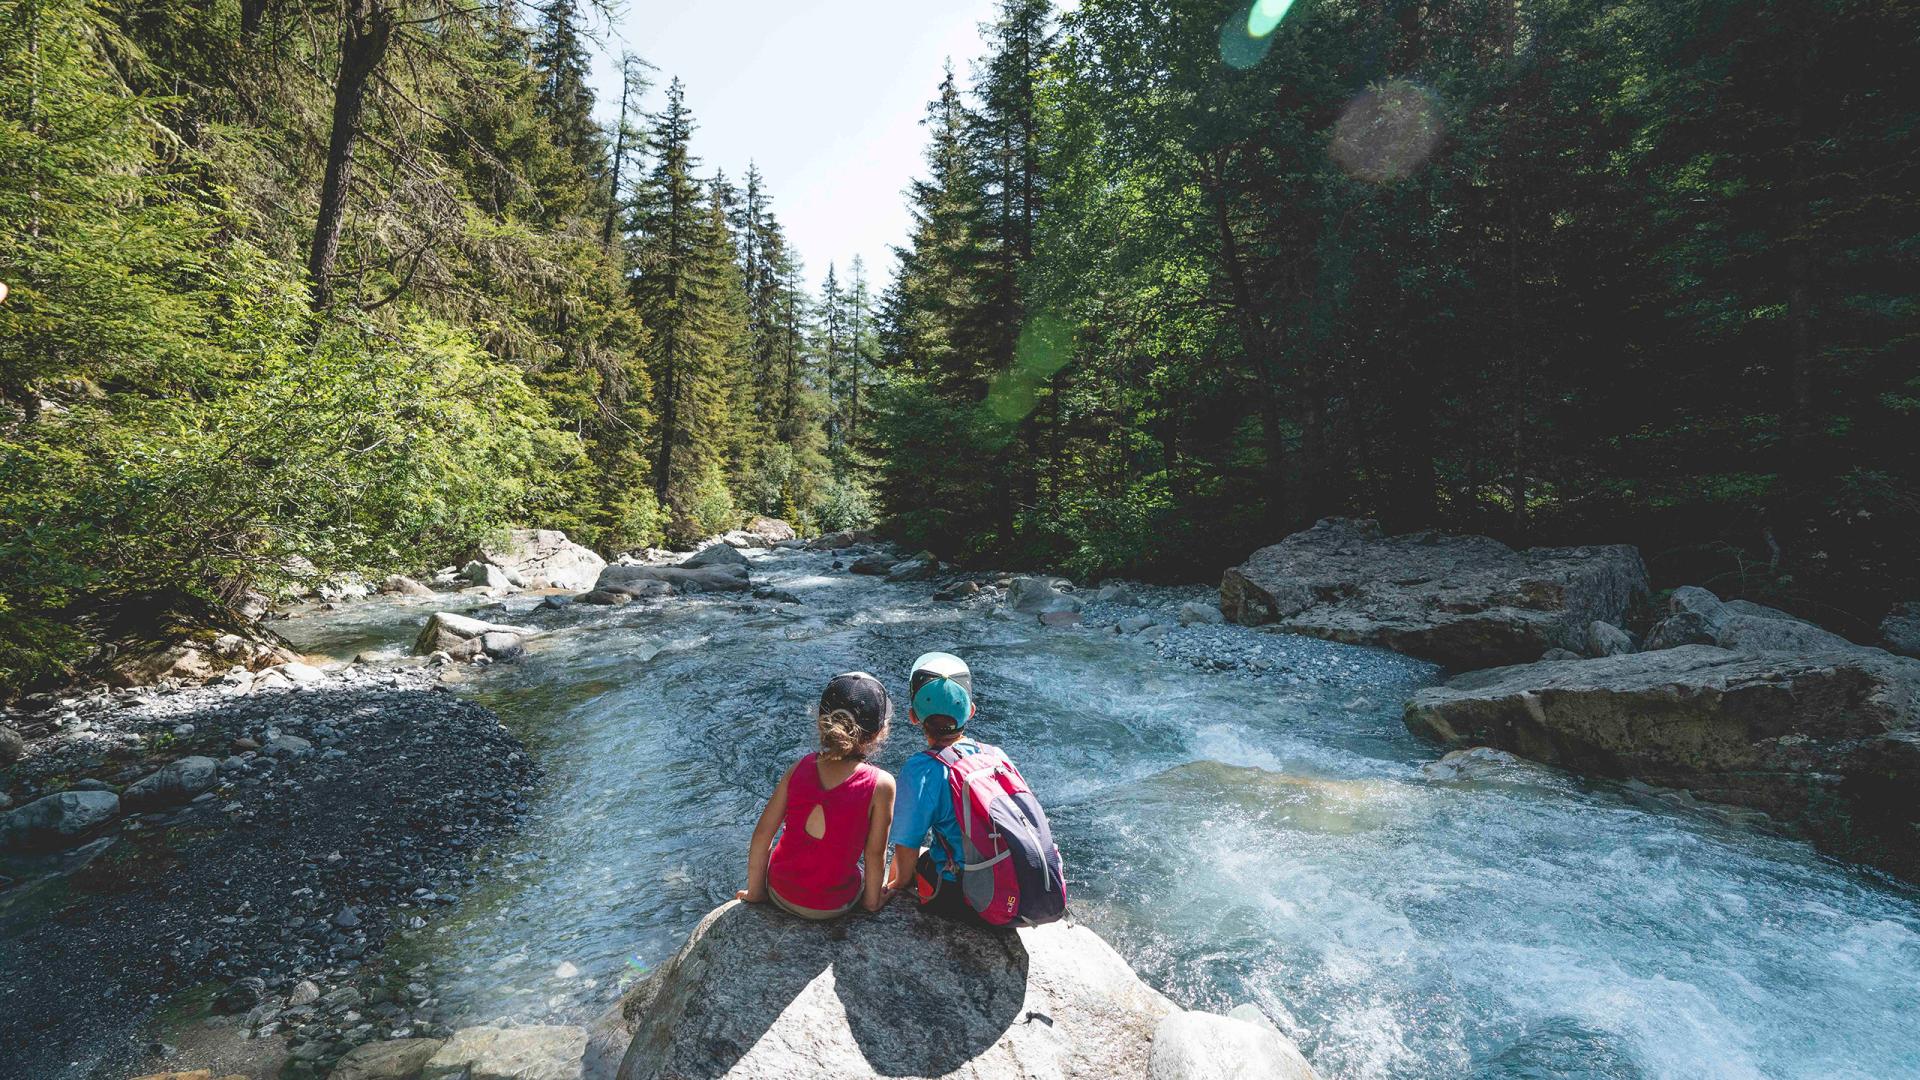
[0,663,539,1080]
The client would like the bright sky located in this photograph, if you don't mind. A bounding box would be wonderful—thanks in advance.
[586,0,1014,292]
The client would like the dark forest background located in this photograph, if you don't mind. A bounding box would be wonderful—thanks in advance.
[2,0,1916,689]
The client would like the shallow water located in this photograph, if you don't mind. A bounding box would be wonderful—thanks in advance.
[282,550,1920,1079]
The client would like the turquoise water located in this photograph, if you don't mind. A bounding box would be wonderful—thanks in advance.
[282,550,1920,1079]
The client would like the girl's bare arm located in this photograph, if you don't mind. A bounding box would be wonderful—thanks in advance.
[737,764,793,903]
[861,772,897,911]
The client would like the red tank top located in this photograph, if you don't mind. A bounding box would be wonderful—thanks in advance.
[767,753,879,911]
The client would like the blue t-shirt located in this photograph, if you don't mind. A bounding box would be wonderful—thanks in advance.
[889,739,985,881]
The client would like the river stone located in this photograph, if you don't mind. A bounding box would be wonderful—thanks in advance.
[423,1025,586,1080]
[1404,644,1920,880]
[480,528,607,591]
[123,756,218,811]
[480,632,525,660]
[1885,603,1920,659]
[741,516,797,544]
[328,1037,446,1080]
[597,564,750,594]
[0,724,22,766]
[1178,601,1224,626]
[1006,576,1081,616]
[1220,518,1648,670]
[1149,1008,1318,1080]
[577,589,632,606]
[593,899,1187,1080]
[886,552,939,582]
[0,790,120,851]
[848,552,895,575]
[462,560,516,591]
[413,612,540,656]
[681,542,751,573]
[380,574,436,597]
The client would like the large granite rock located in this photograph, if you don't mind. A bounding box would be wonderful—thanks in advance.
[1405,645,1920,878]
[591,900,1311,1080]
[1220,519,1648,669]
[596,563,750,595]
[480,528,607,591]
[680,543,752,573]
[1005,577,1081,616]
[0,790,120,851]
[328,1038,446,1080]
[412,612,539,657]
[1150,1009,1316,1080]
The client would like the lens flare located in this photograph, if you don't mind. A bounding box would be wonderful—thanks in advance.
[1330,80,1444,183]
[1248,0,1297,36]
[1219,5,1275,70]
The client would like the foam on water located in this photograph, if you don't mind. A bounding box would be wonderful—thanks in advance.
[282,550,1920,1078]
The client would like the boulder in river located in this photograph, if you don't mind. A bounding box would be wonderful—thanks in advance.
[0,724,22,766]
[1219,518,1649,669]
[589,899,1312,1080]
[0,790,120,851]
[480,528,607,591]
[681,542,752,574]
[597,563,750,595]
[848,552,895,575]
[741,516,797,545]
[1884,602,1920,659]
[123,756,218,811]
[379,574,436,597]
[413,612,539,657]
[1006,576,1082,616]
[463,560,519,591]
[886,552,938,582]
[1405,644,1920,879]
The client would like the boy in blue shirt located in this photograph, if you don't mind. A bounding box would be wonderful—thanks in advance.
[884,651,990,923]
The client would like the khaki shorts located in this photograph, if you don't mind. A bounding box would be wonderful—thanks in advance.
[768,885,855,921]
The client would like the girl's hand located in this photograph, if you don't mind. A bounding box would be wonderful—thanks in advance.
[735,887,766,904]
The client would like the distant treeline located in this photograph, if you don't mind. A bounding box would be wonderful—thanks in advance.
[871,0,1919,634]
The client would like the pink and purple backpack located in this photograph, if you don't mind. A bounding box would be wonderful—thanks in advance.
[928,742,1067,927]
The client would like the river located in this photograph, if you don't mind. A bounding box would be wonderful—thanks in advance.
[279,547,1920,1079]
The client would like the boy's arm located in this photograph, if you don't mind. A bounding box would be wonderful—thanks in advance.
[887,844,920,892]
[861,774,897,911]
[736,763,793,903]
[885,759,931,892]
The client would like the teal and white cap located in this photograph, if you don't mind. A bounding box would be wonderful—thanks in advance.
[909,651,973,729]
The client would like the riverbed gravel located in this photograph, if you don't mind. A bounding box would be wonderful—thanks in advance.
[0,664,540,1080]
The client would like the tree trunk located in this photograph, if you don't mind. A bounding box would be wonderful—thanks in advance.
[308,0,393,311]
[1202,153,1287,523]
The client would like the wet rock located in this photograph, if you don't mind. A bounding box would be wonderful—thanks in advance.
[848,553,895,575]
[1039,610,1082,628]
[598,564,748,595]
[933,581,982,602]
[479,632,525,661]
[0,790,120,851]
[1006,576,1082,616]
[423,1024,587,1080]
[1405,645,1920,880]
[1149,1008,1318,1080]
[1178,601,1224,627]
[593,900,1191,1080]
[1421,746,1534,783]
[123,756,219,811]
[329,1037,447,1080]
[886,552,939,582]
[0,723,22,766]
[576,589,633,606]
[480,528,607,591]
[413,612,539,656]
[1221,518,1648,669]
[1118,615,1154,634]
[681,543,751,573]
[809,529,863,550]
[380,575,436,597]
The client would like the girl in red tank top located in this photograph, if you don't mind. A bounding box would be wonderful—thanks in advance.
[737,672,898,919]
